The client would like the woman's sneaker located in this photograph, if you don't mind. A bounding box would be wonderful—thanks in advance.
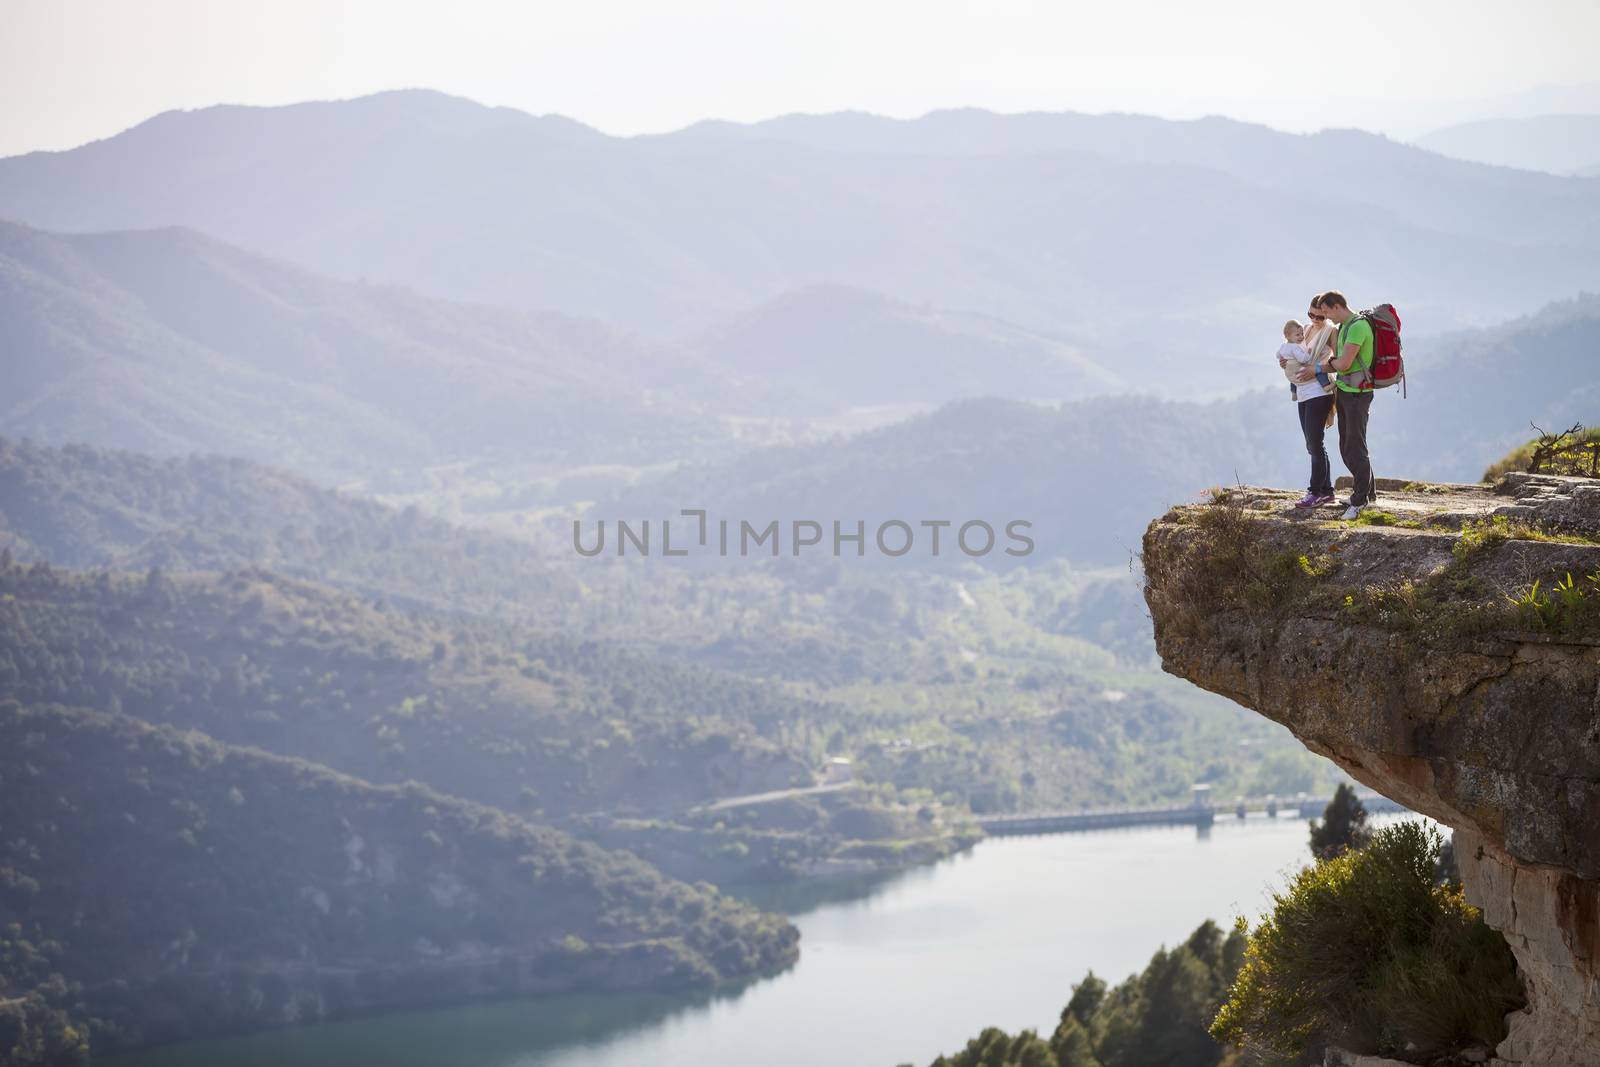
[1294,492,1321,508]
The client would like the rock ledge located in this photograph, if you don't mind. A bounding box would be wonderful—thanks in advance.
[1143,475,1600,1067]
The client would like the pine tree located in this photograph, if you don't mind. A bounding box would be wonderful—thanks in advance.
[1309,783,1372,860]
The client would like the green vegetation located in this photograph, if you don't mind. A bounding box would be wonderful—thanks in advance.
[1151,495,1600,643]
[1505,572,1600,633]
[0,436,581,631]
[908,920,1250,1067]
[1452,515,1597,555]
[0,439,1348,1060]
[1483,423,1600,481]
[1308,784,1371,861]
[1142,493,1342,628]
[0,554,1007,891]
[907,823,1523,1067]
[0,702,797,1058]
[0,939,89,1067]
[577,785,981,886]
[1343,519,1600,639]
[1212,823,1522,1062]
[0,437,1336,819]
[0,559,820,822]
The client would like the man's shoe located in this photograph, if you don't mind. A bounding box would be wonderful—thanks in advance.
[1342,504,1364,521]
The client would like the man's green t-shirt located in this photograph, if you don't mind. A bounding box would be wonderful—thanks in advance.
[1335,317,1374,393]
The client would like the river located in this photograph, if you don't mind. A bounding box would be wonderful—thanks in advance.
[110,815,1370,1067]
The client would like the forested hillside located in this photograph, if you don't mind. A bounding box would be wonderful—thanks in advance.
[0,435,580,623]
[0,452,1333,825]
[0,560,814,818]
[0,702,797,1057]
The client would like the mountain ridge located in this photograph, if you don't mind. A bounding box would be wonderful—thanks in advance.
[0,217,734,488]
[2,90,1593,356]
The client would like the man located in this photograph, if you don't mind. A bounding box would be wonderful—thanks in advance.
[1308,290,1375,519]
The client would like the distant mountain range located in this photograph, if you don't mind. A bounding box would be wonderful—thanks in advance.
[691,283,1124,411]
[1,90,1595,374]
[0,218,737,487]
[1,218,1150,486]
[1414,114,1600,176]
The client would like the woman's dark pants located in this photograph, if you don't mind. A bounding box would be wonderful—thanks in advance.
[1299,394,1335,496]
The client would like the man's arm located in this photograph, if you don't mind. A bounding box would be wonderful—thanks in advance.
[1326,342,1360,373]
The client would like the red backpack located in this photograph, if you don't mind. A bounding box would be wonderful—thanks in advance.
[1356,304,1405,396]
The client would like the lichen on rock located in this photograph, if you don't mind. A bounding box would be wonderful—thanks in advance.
[1143,475,1600,1066]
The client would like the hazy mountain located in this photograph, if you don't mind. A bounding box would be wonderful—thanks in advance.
[1414,115,1600,175]
[677,107,1593,242]
[0,701,796,1054]
[692,284,1125,412]
[1383,81,1600,138]
[604,294,1600,566]
[0,218,731,488]
[1377,292,1600,479]
[1,91,1596,373]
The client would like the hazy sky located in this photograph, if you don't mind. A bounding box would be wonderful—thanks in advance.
[4,0,1599,156]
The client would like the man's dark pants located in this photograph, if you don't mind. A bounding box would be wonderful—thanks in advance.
[1336,390,1376,506]
[1298,394,1335,496]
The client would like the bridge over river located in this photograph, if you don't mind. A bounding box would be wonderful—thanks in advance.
[977,788,1409,837]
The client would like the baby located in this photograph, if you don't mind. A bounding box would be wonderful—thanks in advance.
[1277,319,1329,399]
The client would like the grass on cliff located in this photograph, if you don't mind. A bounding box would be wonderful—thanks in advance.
[1482,423,1600,481]
[1152,498,1600,642]
[1346,517,1600,639]
[1212,822,1523,1062]
[1143,491,1341,633]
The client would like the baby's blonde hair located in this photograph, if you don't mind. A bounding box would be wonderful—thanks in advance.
[1283,319,1303,338]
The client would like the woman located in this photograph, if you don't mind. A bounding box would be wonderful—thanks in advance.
[1289,296,1338,507]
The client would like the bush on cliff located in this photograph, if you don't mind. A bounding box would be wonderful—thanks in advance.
[1211,823,1523,1062]
[1482,423,1600,481]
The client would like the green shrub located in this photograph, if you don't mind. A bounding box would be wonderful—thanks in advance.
[1506,572,1600,634]
[913,922,1248,1067]
[1483,424,1600,481]
[1211,823,1522,1061]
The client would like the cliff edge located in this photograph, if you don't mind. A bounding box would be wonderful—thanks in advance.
[1143,474,1600,1066]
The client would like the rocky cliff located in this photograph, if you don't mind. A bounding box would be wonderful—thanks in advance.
[1143,474,1600,1066]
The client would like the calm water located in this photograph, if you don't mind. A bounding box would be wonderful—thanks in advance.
[111,816,1349,1067]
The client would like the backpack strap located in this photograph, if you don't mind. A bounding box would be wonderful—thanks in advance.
[1340,315,1376,391]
